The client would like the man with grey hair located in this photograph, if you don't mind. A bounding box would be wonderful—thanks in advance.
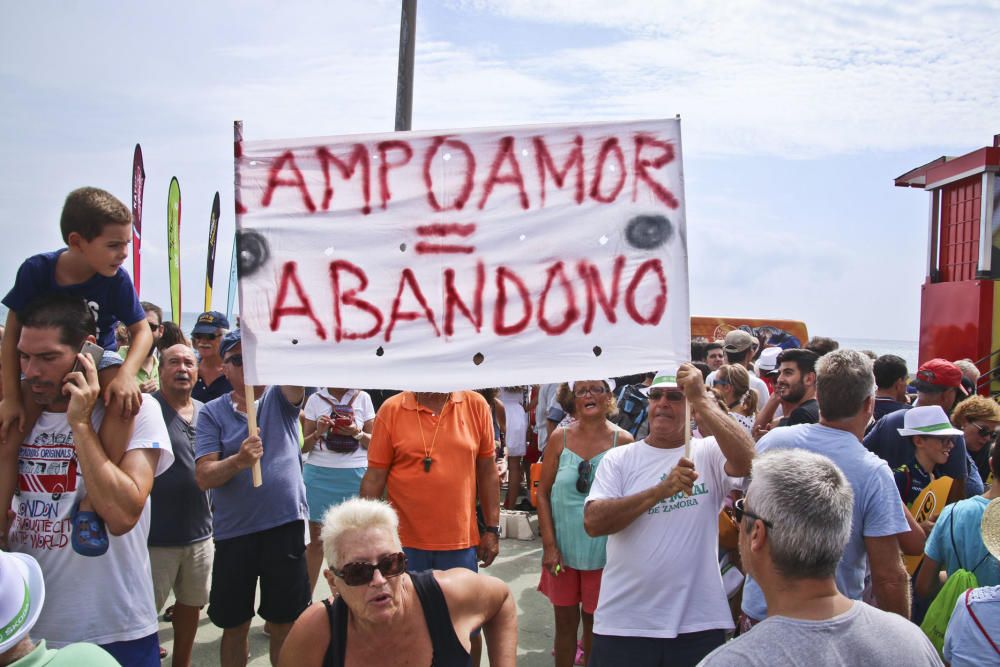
[700,449,941,666]
[739,349,912,629]
[954,358,980,385]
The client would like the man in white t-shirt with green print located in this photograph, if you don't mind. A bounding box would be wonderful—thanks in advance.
[584,363,755,667]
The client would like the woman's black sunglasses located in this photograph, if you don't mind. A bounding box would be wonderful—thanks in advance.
[576,460,593,494]
[972,422,1000,441]
[223,354,244,367]
[332,551,408,586]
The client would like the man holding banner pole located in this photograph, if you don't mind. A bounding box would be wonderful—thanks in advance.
[194,330,309,667]
[583,363,755,666]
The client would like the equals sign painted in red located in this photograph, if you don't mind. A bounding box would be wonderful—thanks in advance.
[415,223,477,254]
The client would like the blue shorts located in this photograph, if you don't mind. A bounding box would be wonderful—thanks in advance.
[303,464,365,523]
[403,546,478,573]
[403,546,480,637]
[99,632,160,667]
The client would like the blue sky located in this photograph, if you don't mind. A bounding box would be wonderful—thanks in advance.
[2,0,997,340]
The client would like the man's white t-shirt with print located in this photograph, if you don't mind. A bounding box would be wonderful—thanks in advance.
[586,437,743,638]
[303,389,375,468]
[9,395,173,647]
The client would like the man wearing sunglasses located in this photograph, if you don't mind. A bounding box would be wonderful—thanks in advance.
[700,449,941,666]
[583,363,755,666]
[190,311,232,403]
[194,329,309,667]
[741,349,911,632]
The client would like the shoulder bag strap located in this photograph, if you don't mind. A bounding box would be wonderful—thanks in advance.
[950,510,966,571]
[965,588,1000,656]
[315,393,337,411]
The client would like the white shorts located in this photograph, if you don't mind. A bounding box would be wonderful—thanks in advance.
[150,539,215,610]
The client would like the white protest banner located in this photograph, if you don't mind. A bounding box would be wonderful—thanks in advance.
[234,119,689,390]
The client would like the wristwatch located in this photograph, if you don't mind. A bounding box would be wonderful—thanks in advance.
[483,525,501,535]
[352,431,364,441]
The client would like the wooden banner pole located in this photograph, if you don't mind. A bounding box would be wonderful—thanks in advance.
[246,384,262,487]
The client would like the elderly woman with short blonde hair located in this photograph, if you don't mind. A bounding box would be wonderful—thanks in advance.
[279,498,517,667]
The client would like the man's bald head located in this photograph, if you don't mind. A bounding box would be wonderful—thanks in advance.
[160,343,197,397]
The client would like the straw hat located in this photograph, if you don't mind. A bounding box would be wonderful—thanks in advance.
[981,498,1000,561]
[0,551,45,653]
[896,405,964,437]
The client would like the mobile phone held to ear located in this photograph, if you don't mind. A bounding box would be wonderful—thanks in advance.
[71,342,105,374]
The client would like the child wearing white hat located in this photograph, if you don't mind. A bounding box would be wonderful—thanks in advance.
[893,405,965,504]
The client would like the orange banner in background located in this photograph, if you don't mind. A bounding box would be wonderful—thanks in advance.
[691,317,809,349]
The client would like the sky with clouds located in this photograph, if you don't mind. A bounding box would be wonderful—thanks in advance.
[1,0,997,341]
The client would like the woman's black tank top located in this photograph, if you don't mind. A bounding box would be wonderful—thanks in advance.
[321,570,472,667]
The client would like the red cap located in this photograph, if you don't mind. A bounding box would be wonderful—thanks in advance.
[915,358,968,395]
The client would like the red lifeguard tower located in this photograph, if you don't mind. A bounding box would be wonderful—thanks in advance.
[895,134,1000,396]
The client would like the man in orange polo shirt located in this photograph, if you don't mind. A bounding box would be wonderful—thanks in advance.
[360,390,501,663]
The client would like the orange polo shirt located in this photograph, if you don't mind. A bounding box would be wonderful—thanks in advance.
[368,391,495,550]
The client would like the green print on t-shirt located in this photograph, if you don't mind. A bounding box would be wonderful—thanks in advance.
[648,479,708,515]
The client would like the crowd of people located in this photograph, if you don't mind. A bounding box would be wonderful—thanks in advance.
[1,186,999,667]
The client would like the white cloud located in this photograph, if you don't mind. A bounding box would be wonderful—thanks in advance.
[450,0,1000,157]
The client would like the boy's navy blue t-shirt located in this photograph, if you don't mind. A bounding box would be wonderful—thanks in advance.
[3,249,145,351]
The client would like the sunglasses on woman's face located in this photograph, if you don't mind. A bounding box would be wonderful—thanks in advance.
[971,422,1000,441]
[713,379,731,387]
[332,551,408,586]
[223,354,243,367]
[574,385,608,398]
[576,459,593,494]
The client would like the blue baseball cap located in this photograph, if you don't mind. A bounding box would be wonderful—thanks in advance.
[219,329,242,358]
[191,311,230,335]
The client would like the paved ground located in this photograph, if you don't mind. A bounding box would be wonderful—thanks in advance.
[158,526,556,666]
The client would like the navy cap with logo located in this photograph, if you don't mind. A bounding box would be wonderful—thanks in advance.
[191,311,230,335]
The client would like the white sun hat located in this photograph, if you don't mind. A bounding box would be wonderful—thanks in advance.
[640,365,681,395]
[0,551,45,653]
[896,405,964,437]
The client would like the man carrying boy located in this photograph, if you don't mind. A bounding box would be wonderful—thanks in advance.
[0,187,154,559]
[7,294,173,665]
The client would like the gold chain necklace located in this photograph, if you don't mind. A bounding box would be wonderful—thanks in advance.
[415,392,451,472]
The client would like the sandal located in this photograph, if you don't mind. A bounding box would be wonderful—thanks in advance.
[70,500,109,557]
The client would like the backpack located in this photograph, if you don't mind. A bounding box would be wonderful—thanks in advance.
[613,384,649,438]
[314,391,361,454]
[919,512,991,656]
